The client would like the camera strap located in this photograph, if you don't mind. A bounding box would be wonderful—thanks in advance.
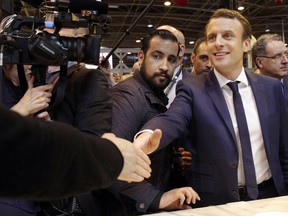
[48,65,68,113]
[17,64,28,94]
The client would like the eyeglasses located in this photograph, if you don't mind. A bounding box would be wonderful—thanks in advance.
[198,55,209,62]
[258,51,288,61]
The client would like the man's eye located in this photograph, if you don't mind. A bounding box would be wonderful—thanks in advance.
[223,33,233,39]
[207,35,215,42]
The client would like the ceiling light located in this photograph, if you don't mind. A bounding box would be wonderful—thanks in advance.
[136,40,141,43]
[164,1,172,6]
[189,41,195,44]
[237,6,244,11]
[147,24,153,28]
[265,29,270,32]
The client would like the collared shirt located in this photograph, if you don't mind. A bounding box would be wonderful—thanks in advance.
[165,65,183,108]
[214,67,271,186]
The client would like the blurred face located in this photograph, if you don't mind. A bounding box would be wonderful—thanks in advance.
[206,17,250,78]
[256,40,288,79]
[138,36,178,90]
[191,42,212,74]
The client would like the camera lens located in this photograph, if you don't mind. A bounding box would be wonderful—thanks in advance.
[61,35,101,64]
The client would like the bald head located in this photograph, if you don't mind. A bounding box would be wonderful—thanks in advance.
[157,25,185,45]
[157,25,185,65]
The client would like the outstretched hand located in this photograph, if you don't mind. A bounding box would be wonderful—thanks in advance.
[102,133,152,182]
[133,129,162,154]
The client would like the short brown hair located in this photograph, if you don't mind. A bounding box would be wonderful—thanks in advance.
[205,8,252,41]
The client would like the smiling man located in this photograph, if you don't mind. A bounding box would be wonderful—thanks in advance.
[134,8,288,207]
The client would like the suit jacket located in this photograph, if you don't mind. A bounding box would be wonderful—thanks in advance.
[0,105,123,199]
[142,70,288,207]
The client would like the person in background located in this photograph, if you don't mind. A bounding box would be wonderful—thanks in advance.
[157,25,192,108]
[134,8,288,207]
[110,29,199,215]
[252,33,288,80]
[98,59,116,88]
[122,61,141,81]
[190,37,213,75]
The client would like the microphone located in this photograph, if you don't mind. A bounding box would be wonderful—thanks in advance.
[173,0,188,6]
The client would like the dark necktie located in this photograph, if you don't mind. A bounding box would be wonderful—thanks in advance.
[227,81,259,199]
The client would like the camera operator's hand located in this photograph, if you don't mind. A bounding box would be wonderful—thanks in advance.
[10,76,53,117]
[101,133,152,182]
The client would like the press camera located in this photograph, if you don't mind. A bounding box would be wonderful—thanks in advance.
[0,0,110,66]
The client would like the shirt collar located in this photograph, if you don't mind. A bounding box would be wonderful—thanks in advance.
[213,67,249,89]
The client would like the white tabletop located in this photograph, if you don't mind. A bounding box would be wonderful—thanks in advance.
[143,196,288,216]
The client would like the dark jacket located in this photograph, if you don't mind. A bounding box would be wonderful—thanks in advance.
[110,71,171,214]
[0,105,123,198]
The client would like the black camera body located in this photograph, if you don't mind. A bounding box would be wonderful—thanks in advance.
[0,0,110,66]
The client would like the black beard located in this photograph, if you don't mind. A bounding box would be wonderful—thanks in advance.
[140,63,172,91]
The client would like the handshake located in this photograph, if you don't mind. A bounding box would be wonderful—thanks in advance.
[102,129,162,182]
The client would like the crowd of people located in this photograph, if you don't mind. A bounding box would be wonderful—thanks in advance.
[0,7,288,216]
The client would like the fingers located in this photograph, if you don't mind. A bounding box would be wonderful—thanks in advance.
[27,75,35,89]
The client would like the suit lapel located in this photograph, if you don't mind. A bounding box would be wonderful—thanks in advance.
[205,72,237,144]
[246,72,270,155]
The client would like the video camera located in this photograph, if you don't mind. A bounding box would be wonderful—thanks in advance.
[0,0,110,66]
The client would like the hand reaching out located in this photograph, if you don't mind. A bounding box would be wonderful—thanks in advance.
[102,133,152,182]
[133,129,162,154]
[10,76,53,117]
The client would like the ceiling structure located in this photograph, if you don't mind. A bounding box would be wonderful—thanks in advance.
[1,0,288,50]
[101,0,288,50]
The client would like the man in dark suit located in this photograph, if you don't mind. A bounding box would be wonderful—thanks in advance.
[134,8,288,207]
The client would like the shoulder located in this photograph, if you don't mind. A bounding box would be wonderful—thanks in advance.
[111,76,141,93]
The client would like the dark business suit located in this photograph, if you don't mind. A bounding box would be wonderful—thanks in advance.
[0,105,123,199]
[142,70,288,207]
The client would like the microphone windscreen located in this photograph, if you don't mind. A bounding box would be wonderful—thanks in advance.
[173,0,188,6]
[69,0,109,14]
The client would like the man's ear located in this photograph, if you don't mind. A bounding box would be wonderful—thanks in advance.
[190,53,195,64]
[255,57,263,69]
[138,50,144,64]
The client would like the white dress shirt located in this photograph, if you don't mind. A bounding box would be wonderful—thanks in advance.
[214,67,272,186]
[165,65,183,108]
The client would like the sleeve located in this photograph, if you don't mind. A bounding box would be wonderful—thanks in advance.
[141,79,194,150]
[111,83,145,141]
[0,105,123,200]
[111,180,162,213]
[72,69,112,136]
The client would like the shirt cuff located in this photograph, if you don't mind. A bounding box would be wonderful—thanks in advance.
[133,129,154,141]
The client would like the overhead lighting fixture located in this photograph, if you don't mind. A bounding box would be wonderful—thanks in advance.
[147,24,153,28]
[136,40,141,43]
[237,6,245,11]
[164,1,172,6]
[265,28,270,32]
[189,41,195,44]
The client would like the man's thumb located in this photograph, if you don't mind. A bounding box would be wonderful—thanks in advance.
[148,129,162,154]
